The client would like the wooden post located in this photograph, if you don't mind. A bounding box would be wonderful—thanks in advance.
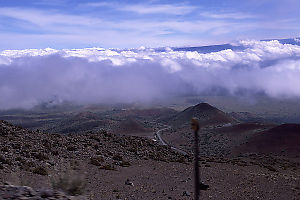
[191,118,200,200]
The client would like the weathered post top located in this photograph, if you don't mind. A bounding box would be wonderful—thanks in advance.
[191,117,199,131]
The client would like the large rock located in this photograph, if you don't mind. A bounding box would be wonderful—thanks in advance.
[0,184,85,199]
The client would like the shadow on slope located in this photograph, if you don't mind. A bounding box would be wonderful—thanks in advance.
[234,124,300,156]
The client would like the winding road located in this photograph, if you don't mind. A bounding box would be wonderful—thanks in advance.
[154,126,188,156]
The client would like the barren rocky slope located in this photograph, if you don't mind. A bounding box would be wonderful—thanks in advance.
[0,120,187,199]
[0,120,186,172]
[161,103,300,158]
[0,112,299,199]
[234,123,300,156]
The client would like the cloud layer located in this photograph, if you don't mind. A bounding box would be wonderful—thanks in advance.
[1,40,300,109]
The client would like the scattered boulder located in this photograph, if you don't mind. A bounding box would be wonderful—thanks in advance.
[182,191,191,196]
[0,184,84,199]
[125,179,134,186]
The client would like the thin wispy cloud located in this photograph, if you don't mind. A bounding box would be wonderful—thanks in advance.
[200,12,256,20]
[85,2,112,7]
[86,2,196,15]
[0,7,101,27]
[32,0,69,6]
[0,5,258,49]
[0,0,299,49]
[118,4,196,15]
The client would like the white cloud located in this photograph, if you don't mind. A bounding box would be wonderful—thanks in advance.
[85,2,113,7]
[0,40,300,109]
[0,5,255,50]
[200,12,256,20]
[0,7,101,27]
[86,2,196,15]
[118,3,196,15]
[0,7,244,36]
[1,3,284,49]
[0,1,299,50]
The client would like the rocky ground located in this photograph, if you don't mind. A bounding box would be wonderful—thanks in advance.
[0,119,299,199]
[0,183,82,200]
[160,123,274,156]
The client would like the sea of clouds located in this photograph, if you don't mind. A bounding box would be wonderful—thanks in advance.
[1,39,300,109]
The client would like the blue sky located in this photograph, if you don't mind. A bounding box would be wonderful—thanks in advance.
[0,0,299,50]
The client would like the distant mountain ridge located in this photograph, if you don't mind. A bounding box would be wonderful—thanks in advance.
[2,37,299,59]
[165,37,300,53]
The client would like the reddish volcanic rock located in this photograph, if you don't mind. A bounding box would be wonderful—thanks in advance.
[234,124,300,156]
